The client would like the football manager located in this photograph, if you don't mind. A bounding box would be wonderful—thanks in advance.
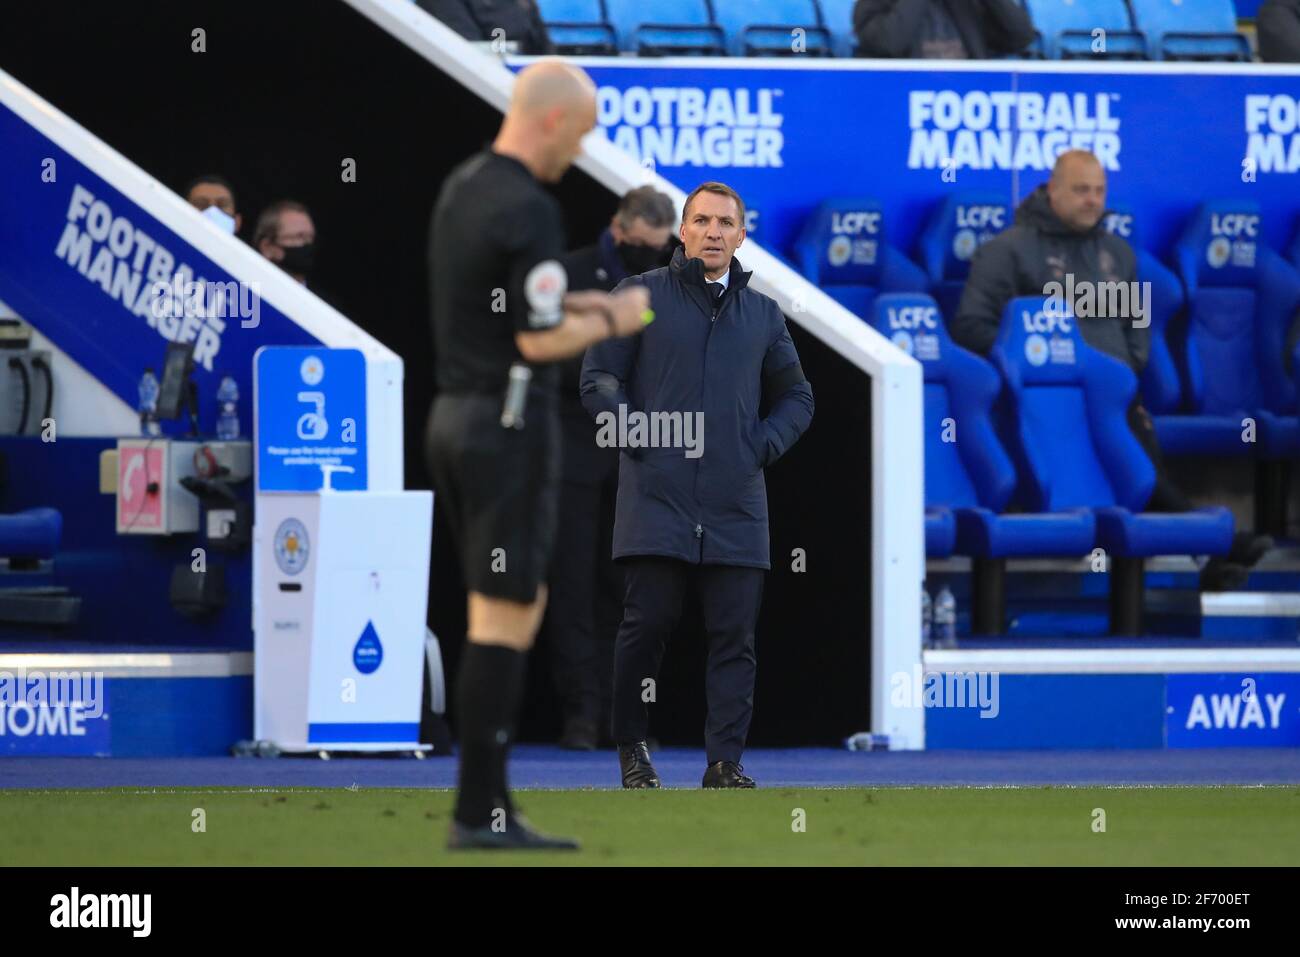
[580,181,814,790]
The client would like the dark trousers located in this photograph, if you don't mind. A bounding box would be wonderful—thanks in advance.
[612,557,764,765]
[546,472,622,725]
[1127,399,1194,513]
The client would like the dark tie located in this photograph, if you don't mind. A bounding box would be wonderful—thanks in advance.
[707,282,725,305]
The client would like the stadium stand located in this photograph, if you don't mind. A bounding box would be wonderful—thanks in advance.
[603,0,726,56]
[915,193,1012,324]
[991,296,1236,634]
[790,199,927,320]
[1022,0,1149,59]
[871,293,1095,633]
[532,0,1258,61]
[711,0,832,57]
[536,0,618,55]
[1128,0,1252,60]
[816,0,860,57]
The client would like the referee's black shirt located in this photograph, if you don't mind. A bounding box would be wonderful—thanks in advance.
[429,150,566,396]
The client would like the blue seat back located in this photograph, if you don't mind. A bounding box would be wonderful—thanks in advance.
[538,0,616,52]
[711,0,831,56]
[1173,201,1300,416]
[792,199,927,319]
[816,0,859,57]
[915,193,1011,322]
[1129,0,1250,60]
[604,0,723,54]
[1022,0,1147,59]
[870,293,1017,512]
[991,296,1156,512]
[1102,204,1184,413]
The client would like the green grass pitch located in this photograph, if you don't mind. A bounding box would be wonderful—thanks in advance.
[3,787,1298,866]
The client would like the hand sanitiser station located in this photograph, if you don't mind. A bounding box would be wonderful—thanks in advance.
[252,346,433,754]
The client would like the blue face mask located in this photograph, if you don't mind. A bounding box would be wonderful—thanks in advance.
[201,205,236,234]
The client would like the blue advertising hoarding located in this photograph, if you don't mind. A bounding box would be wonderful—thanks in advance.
[561,62,1300,264]
[1167,672,1300,747]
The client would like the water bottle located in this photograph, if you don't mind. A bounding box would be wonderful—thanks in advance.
[844,732,890,751]
[934,585,957,649]
[216,374,240,440]
[921,587,933,649]
[138,367,160,436]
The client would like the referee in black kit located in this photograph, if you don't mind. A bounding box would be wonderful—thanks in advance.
[426,60,651,851]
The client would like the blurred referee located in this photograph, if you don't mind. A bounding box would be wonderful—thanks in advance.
[426,60,650,851]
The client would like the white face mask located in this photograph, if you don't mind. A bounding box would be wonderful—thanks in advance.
[201,204,236,234]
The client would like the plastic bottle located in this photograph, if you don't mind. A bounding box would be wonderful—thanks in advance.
[921,586,933,649]
[934,585,957,649]
[138,367,160,436]
[216,374,240,440]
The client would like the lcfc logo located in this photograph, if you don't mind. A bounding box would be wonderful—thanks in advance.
[828,235,852,267]
[887,305,939,330]
[1104,212,1133,237]
[1024,333,1049,366]
[891,330,914,355]
[1022,308,1073,334]
[831,211,880,235]
[1207,237,1231,268]
[274,518,310,576]
[953,229,977,261]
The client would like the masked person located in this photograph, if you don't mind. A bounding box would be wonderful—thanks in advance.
[545,187,676,751]
[185,174,243,235]
[254,200,318,286]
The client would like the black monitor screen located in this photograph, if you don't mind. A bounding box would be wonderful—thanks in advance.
[157,341,195,419]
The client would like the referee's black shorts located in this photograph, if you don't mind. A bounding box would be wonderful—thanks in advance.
[425,392,560,604]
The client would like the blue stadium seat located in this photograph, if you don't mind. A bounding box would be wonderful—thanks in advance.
[0,506,80,626]
[791,199,927,321]
[816,0,860,57]
[603,0,725,56]
[870,293,1095,629]
[1128,0,1250,61]
[537,0,618,55]
[991,296,1234,633]
[711,0,832,57]
[0,507,61,561]
[914,193,1012,324]
[1165,202,1300,461]
[1101,205,1184,414]
[1022,0,1148,59]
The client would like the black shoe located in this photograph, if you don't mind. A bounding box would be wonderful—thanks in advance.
[1199,558,1250,592]
[559,716,598,751]
[447,814,580,851]
[618,741,661,788]
[702,761,756,789]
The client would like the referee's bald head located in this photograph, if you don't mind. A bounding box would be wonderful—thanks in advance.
[497,59,598,183]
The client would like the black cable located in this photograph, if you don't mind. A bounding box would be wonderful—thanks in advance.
[30,356,52,424]
[8,357,30,435]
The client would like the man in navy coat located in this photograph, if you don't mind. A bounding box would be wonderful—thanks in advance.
[580,181,814,789]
